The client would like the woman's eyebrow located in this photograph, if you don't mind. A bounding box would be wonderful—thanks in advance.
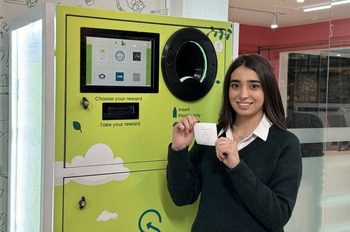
[230,79,261,83]
[248,80,261,83]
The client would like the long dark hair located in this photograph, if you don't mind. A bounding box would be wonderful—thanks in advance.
[218,54,286,131]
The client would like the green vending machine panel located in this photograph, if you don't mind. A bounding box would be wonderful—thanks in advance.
[62,162,197,231]
[54,5,233,232]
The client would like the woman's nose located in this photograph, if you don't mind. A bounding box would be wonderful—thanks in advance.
[238,86,249,98]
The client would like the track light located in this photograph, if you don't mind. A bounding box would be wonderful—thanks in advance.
[271,13,278,29]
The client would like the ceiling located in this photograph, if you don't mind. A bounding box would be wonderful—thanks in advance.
[228,0,350,28]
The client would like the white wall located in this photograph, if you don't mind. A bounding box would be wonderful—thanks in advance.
[0,1,9,230]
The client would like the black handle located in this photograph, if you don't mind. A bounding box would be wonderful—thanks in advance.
[79,196,86,209]
[80,97,89,109]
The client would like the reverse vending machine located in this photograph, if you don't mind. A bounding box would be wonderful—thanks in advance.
[9,3,233,232]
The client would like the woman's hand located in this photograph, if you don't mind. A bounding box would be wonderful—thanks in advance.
[215,137,240,169]
[171,115,197,151]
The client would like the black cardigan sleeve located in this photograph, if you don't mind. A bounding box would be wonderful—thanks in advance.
[166,143,202,206]
[227,130,302,231]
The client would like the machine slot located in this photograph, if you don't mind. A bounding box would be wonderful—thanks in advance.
[102,102,139,120]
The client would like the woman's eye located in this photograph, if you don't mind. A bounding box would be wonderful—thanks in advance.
[250,84,260,90]
[231,83,240,89]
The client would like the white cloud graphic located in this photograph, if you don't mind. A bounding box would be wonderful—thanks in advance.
[55,143,130,186]
[97,210,118,222]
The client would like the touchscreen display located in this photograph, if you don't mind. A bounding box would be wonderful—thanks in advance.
[81,28,159,93]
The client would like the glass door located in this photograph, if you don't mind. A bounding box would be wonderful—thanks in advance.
[9,3,55,232]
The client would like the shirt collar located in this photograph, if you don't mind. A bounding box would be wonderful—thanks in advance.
[218,113,272,141]
[254,114,272,141]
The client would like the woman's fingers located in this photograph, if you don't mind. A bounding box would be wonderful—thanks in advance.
[179,115,197,133]
[171,115,198,150]
[215,137,240,168]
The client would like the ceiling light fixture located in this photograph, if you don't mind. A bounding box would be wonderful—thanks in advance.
[303,0,350,12]
[332,0,350,6]
[271,13,278,29]
[303,4,331,12]
[297,0,304,2]
[228,6,285,28]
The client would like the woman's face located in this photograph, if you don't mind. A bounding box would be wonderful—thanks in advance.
[229,65,264,119]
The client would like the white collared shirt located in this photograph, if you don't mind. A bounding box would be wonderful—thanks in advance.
[217,114,272,150]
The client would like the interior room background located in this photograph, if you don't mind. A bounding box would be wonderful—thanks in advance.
[1,0,350,231]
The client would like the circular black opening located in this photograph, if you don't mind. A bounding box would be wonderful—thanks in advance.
[161,27,218,101]
[176,41,206,82]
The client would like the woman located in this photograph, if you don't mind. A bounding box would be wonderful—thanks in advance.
[166,54,302,232]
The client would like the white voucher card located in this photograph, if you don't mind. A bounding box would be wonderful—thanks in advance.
[194,123,217,146]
